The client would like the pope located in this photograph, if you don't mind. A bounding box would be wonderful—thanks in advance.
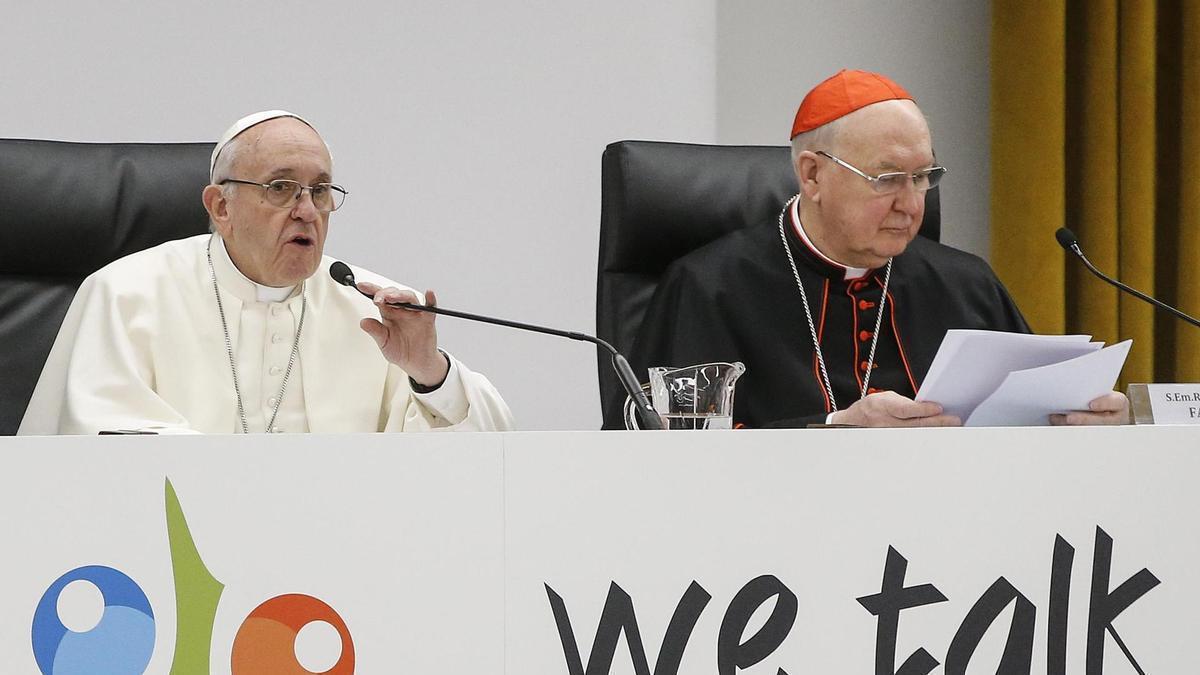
[19,110,514,434]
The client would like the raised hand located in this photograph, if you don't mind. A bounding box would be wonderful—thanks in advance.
[356,281,449,387]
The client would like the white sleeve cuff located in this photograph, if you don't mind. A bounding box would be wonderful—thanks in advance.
[410,353,470,424]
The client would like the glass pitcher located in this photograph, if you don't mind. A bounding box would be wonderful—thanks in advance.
[624,361,746,430]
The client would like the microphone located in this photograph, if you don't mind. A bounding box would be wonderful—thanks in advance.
[1055,227,1200,328]
[329,261,665,429]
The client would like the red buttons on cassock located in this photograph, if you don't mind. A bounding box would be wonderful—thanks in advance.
[859,361,872,372]
[859,330,872,342]
[858,300,875,310]
[852,281,867,292]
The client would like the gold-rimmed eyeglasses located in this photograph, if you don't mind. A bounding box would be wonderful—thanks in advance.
[220,178,349,212]
[815,151,946,194]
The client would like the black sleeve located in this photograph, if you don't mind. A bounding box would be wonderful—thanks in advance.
[989,270,1032,334]
[603,263,740,429]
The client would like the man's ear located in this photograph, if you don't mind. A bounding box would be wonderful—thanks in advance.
[202,185,232,237]
[795,151,822,204]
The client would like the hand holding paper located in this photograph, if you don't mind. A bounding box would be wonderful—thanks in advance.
[916,330,1132,427]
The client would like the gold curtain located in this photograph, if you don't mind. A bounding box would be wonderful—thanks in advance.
[991,0,1200,384]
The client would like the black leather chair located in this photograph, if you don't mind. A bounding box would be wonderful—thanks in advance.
[595,140,941,428]
[0,139,215,435]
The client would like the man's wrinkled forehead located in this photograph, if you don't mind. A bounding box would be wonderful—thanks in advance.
[837,99,932,158]
[209,110,331,180]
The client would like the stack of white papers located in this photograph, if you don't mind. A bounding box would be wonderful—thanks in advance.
[915,330,1132,426]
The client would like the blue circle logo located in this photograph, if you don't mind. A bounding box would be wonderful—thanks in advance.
[31,566,155,675]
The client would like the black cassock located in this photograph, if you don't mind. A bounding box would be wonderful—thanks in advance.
[614,218,1030,429]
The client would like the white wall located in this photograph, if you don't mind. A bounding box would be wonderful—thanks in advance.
[716,0,992,259]
[1,1,717,430]
[3,1,991,430]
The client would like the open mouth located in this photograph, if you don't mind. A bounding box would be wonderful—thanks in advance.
[286,234,315,248]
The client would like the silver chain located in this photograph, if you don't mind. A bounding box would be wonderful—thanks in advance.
[207,236,306,433]
[776,195,892,412]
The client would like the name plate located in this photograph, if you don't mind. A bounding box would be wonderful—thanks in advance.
[1127,383,1200,424]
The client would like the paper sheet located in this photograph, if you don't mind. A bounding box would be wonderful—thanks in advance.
[965,340,1133,426]
[916,330,1101,420]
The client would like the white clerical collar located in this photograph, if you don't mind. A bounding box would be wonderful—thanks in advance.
[790,199,870,281]
[210,235,300,303]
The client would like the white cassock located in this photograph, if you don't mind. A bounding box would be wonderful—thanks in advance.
[18,234,515,435]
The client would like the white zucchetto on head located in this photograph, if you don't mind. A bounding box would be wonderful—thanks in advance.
[209,110,316,181]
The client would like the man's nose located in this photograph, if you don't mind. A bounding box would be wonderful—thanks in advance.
[893,181,924,215]
[291,189,320,220]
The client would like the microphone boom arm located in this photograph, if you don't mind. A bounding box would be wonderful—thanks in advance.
[1061,234,1200,329]
[375,300,663,428]
[331,263,664,429]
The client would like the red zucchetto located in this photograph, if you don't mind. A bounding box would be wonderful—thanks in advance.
[790,69,913,139]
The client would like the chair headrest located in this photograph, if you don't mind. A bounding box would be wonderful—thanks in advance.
[0,139,214,277]
[600,141,802,275]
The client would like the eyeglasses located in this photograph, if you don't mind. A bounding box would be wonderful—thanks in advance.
[220,178,349,212]
[815,151,946,194]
